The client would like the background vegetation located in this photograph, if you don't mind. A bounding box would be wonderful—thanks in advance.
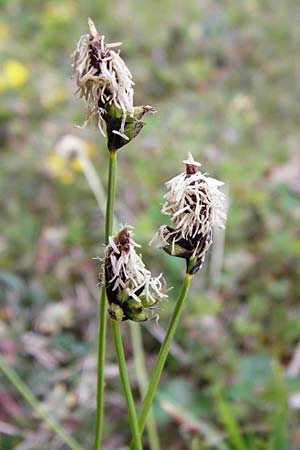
[1,0,300,449]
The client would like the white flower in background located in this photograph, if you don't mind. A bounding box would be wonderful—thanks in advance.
[45,134,93,184]
[152,153,227,274]
[55,134,87,159]
[72,18,134,138]
[103,226,167,322]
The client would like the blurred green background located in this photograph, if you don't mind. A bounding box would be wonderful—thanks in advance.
[1,0,300,449]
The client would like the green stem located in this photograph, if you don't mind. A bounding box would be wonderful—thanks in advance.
[93,287,107,450]
[130,323,161,450]
[79,154,158,448]
[93,150,117,450]
[0,354,82,450]
[111,321,143,450]
[94,150,142,450]
[106,150,143,450]
[130,272,193,449]
[105,151,117,241]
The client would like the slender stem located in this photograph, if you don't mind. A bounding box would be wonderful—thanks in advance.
[130,272,193,449]
[111,320,143,450]
[93,150,142,450]
[0,354,82,450]
[81,153,156,448]
[130,323,161,450]
[106,151,143,449]
[105,151,117,241]
[93,150,117,450]
[93,288,107,450]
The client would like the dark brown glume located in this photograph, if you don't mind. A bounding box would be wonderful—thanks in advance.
[106,228,130,258]
[89,34,110,75]
[162,215,213,275]
[185,162,197,176]
[104,228,155,321]
[102,113,128,151]
[104,229,145,309]
[105,228,130,306]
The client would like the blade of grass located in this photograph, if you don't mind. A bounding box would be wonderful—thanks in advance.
[215,388,248,450]
[0,353,82,450]
[267,360,289,450]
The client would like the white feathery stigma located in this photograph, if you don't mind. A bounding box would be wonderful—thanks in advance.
[105,227,167,306]
[72,18,134,138]
[152,153,227,263]
[162,153,226,239]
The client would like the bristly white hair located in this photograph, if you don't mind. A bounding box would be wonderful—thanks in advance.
[72,18,134,138]
[162,153,226,239]
[105,227,167,307]
[151,153,227,264]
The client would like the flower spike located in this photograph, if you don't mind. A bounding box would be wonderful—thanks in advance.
[102,227,167,322]
[152,153,227,274]
[72,19,155,150]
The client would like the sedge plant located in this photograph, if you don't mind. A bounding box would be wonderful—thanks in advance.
[132,153,227,441]
[72,18,158,450]
[50,133,161,449]
[72,18,227,449]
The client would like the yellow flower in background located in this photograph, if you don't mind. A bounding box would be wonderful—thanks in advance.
[71,158,82,172]
[0,59,29,92]
[46,135,94,184]
[85,142,95,156]
[6,60,29,88]
[47,153,74,185]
